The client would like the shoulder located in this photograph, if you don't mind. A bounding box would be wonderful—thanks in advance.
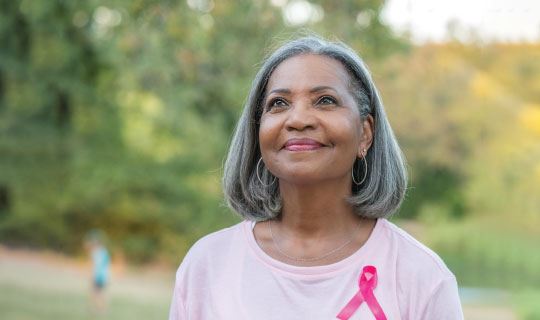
[176,221,247,275]
[172,221,248,307]
[190,222,243,252]
[380,219,454,279]
[378,219,461,318]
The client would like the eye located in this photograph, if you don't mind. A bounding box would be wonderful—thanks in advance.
[317,95,337,105]
[266,97,288,111]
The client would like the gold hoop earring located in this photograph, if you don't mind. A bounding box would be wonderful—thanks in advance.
[352,149,368,185]
[256,158,276,187]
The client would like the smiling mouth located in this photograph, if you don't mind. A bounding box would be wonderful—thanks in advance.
[283,138,324,151]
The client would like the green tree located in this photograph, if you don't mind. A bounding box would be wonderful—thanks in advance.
[0,0,406,263]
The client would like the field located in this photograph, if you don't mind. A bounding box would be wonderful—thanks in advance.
[0,246,172,320]
[422,219,540,320]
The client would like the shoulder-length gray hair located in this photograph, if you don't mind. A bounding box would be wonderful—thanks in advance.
[223,35,407,221]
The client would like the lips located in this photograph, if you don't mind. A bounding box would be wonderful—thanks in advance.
[283,138,324,151]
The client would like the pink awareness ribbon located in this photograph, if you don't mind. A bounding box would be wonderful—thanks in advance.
[336,265,387,320]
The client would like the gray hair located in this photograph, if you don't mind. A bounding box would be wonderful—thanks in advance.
[223,35,408,221]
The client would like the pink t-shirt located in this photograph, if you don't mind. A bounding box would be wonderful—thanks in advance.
[169,219,463,320]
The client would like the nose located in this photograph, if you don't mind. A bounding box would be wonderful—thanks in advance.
[285,100,317,132]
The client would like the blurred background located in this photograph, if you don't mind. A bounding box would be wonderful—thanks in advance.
[0,0,539,319]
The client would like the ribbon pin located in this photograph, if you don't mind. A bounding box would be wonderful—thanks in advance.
[336,265,387,320]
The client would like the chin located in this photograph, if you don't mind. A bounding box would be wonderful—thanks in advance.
[274,170,327,185]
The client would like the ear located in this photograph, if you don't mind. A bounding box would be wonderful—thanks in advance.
[357,114,374,158]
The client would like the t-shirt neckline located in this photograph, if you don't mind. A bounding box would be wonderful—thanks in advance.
[242,218,384,279]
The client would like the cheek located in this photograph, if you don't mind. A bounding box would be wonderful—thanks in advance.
[331,117,363,157]
[332,116,362,141]
[258,116,280,152]
[258,121,269,148]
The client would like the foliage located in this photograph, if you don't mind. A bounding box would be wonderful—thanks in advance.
[380,43,540,222]
[1,0,539,270]
[0,0,404,263]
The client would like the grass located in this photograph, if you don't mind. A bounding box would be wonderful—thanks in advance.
[0,283,170,320]
[514,290,540,320]
[419,217,540,320]
[0,248,173,320]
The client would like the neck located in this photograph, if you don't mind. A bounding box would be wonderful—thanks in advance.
[277,179,361,240]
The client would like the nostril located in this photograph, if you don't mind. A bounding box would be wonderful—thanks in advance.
[285,111,317,131]
[285,120,316,131]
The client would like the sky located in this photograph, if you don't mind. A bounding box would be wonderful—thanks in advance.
[381,0,540,43]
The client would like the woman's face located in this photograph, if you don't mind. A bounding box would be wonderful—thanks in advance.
[259,54,372,186]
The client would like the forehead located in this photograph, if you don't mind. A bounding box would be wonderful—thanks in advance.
[266,54,351,92]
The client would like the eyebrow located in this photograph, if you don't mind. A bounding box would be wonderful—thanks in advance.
[267,86,338,96]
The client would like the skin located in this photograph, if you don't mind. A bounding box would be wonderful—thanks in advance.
[254,54,376,267]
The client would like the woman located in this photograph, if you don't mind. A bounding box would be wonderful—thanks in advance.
[169,35,463,319]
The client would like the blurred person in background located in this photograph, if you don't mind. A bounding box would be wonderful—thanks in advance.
[85,229,110,316]
[169,34,463,319]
